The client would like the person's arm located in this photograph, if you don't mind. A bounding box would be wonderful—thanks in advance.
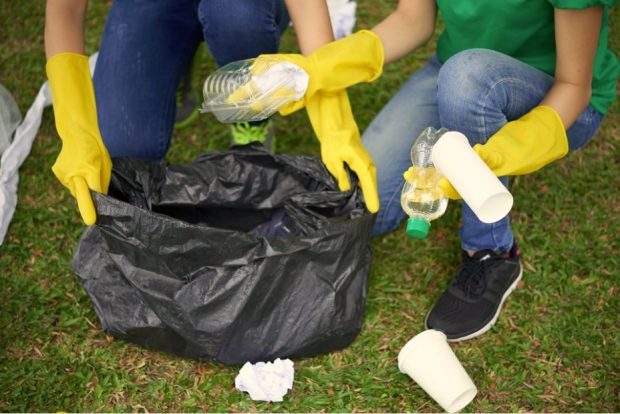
[45,0,88,57]
[287,0,436,62]
[371,0,437,64]
[247,0,436,107]
[44,0,112,226]
[285,0,334,55]
[540,6,603,128]
[440,5,605,196]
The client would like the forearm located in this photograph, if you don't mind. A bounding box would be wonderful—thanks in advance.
[285,0,334,55]
[45,0,88,58]
[540,82,592,129]
[371,0,436,64]
[540,6,602,129]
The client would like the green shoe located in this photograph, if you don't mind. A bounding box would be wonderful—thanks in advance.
[230,121,275,152]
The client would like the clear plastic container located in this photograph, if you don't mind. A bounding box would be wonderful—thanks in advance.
[401,127,449,239]
[200,58,307,124]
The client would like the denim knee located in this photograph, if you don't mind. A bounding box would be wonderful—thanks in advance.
[437,49,557,145]
[437,49,515,145]
[199,0,287,65]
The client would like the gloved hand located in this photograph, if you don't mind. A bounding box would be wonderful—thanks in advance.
[46,53,112,225]
[305,90,379,213]
[227,30,384,117]
[439,106,569,199]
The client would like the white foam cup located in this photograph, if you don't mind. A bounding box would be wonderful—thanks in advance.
[431,131,513,223]
[398,330,477,413]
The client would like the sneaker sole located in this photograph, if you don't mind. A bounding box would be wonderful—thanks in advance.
[425,266,523,342]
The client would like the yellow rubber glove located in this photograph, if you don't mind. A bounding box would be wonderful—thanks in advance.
[46,53,112,225]
[439,106,568,199]
[306,90,379,213]
[238,30,384,116]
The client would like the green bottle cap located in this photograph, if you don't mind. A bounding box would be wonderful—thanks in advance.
[406,217,431,239]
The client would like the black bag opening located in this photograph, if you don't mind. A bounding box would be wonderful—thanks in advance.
[74,145,375,365]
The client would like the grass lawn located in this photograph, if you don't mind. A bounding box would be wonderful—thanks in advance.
[1,1,618,412]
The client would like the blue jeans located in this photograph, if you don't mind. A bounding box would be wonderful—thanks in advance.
[93,0,289,160]
[362,49,604,251]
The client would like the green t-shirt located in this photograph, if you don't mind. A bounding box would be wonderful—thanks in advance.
[436,0,619,114]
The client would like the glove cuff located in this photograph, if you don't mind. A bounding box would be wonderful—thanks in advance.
[311,29,385,88]
[528,105,569,158]
[351,30,385,82]
[532,105,566,129]
[45,52,91,90]
[46,53,100,140]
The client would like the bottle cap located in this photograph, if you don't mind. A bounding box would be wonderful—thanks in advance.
[406,217,430,239]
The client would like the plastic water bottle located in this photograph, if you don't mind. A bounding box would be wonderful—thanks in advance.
[401,127,449,239]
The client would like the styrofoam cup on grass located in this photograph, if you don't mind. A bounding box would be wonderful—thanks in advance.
[431,131,513,223]
[398,329,477,413]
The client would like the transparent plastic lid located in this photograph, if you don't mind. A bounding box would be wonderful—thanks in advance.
[200,58,309,124]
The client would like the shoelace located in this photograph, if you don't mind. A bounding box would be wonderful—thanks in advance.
[231,122,270,145]
[454,252,503,298]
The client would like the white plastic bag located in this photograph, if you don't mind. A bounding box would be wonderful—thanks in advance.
[0,84,22,157]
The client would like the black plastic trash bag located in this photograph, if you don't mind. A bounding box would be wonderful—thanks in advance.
[74,145,375,365]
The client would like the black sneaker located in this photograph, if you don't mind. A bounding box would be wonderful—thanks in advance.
[425,242,523,341]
